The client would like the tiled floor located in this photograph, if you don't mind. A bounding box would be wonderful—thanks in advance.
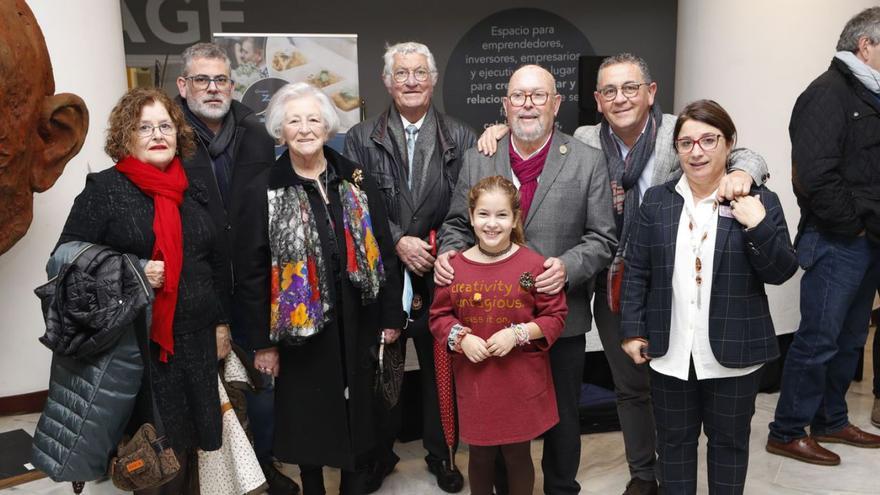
[4,331,879,494]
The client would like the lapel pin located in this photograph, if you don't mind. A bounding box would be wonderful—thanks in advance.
[559,144,568,155]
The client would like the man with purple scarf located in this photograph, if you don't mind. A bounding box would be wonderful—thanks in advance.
[437,64,618,494]
[474,54,769,495]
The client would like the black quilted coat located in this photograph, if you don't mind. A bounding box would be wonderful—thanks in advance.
[35,243,152,358]
[790,57,880,243]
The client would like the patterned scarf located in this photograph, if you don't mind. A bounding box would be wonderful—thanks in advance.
[599,103,663,312]
[267,178,385,344]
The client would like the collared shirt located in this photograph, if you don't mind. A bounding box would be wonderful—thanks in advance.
[649,175,762,381]
[609,119,656,201]
[400,113,426,132]
[509,132,553,189]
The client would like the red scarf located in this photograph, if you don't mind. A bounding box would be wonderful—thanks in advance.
[116,156,188,362]
[509,133,552,222]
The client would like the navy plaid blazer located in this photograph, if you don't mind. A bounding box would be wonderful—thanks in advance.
[620,181,798,368]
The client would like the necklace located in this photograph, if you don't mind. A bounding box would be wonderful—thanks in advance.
[684,199,718,309]
[478,242,513,258]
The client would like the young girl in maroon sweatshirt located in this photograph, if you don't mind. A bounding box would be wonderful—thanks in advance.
[430,175,568,495]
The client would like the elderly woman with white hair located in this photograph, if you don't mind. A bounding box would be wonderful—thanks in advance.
[236,82,404,494]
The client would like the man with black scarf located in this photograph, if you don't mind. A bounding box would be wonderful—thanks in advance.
[477,53,768,495]
[175,42,298,495]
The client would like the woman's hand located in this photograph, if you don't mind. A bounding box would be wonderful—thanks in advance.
[255,347,279,377]
[461,334,491,363]
[382,328,401,343]
[730,195,766,229]
[486,327,516,357]
[476,124,509,156]
[144,260,165,288]
[216,324,232,360]
[621,338,649,365]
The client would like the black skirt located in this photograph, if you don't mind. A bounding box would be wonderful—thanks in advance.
[135,326,222,454]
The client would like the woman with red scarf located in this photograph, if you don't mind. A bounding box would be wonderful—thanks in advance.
[56,88,227,494]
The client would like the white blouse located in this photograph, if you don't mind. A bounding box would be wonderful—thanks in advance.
[649,175,762,381]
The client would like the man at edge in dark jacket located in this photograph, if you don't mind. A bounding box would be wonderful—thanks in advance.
[767,7,880,466]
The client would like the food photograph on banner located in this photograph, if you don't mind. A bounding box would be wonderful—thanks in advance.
[213,33,361,133]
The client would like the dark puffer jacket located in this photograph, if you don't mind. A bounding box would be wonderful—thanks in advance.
[35,243,152,358]
[32,242,152,482]
[790,57,880,243]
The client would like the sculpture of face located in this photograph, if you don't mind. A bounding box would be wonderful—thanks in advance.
[0,0,88,255]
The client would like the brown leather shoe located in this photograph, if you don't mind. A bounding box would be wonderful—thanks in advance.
[813,424,880,448]
[765,437,840,465]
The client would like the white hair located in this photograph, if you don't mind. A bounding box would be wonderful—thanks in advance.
[382,41,438,85]
[264,82,340,139]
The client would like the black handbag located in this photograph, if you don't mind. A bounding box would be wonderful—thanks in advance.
[374,334,405,409]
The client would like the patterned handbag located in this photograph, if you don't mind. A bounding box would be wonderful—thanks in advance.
[109,423,179,491]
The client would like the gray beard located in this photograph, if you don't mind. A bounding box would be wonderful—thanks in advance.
[511,119,545,143]
[187,96,231,123]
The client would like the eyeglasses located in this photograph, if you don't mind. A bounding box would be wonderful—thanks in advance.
[597,82,648,101]
[136,122,176,138]
[506,90,554,107]
[184,75,233,90]
[674,134,723,154]
[392,68,433,83]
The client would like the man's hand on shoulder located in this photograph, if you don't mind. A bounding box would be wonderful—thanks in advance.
[535,257,566,295]
[716,169,754,202]
[476,124,509,156]
[434,250,458,286]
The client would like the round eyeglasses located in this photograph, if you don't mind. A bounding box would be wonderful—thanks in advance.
[137,122,176,138]
[392,68,432,83]
[506,90,553,107]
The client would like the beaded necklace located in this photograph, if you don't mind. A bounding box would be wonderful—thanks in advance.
[684,199,718,309]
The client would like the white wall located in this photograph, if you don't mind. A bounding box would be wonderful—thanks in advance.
[0,1,127,397]
[674,0,877,334]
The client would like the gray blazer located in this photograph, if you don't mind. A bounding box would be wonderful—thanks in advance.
[573,113,771,186]
[438,132,617,337]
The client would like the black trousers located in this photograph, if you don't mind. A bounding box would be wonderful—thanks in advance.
[651,363,761,495]
[300,464,368,495]
[372,313,453,466]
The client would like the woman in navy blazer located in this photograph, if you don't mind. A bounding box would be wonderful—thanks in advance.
[619,99,797,495]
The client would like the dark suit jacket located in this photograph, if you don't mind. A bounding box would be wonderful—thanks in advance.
[619,182,798,368]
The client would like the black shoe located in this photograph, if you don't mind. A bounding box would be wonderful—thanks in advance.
[363,456,399,494]
[623,477,658,495]
[427,458,464,493]
[261,460,301,495]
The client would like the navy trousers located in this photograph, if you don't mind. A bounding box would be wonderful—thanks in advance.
[651,364,761,495]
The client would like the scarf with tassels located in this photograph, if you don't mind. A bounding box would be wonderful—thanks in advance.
[267,176,385,344]
[116,155,188,362]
